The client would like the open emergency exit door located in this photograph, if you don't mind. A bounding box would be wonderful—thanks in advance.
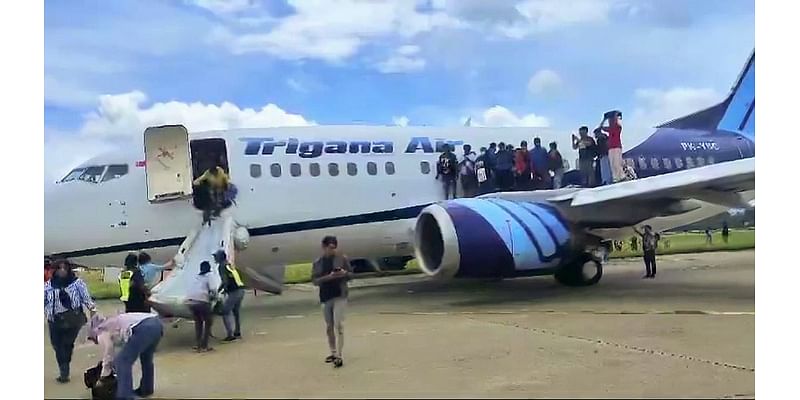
[143,125,193,202]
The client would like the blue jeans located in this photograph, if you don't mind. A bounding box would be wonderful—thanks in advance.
[114,317,163,400]
[222,289,245,337]
[598,156,612,185]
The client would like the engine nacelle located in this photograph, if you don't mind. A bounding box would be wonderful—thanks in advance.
[414,198,573,279]
[233,226,250,251]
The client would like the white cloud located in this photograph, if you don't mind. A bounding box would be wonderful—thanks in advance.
[470,105,550,127]
[217,0,462,62]
[45,91,313,180]
[286,78,308,93]
[527,69,563,96]
[438,0,624,39]
[393,116,410,126]
[626,87,721,146]
[44,75,100,108]
[79,91,313,138]
[187,0,255,15]
[376,45,427,73]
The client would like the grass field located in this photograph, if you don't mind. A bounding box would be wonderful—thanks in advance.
[82,229,754,300]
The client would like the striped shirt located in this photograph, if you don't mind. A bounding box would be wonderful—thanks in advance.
[44,279,96,322]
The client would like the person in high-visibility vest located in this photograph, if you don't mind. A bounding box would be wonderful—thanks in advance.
[213,249,245,342]
[120,253,150,313]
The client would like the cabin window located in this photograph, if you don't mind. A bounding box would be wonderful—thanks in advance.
[420,161,431,174]
[685,157,695,169]
[707,156,715,165]
[101,164,129,182]
[367,162,377,176]
[78,166,106,184]
[650,157,660,170]
[290,163,302,177]
[674,157,684,169]
[696,157,706,167]
[347,162,358,176]
[624,159,635,169]
[385,161,396,175]
[637,157,648,170]
[270,163,282,177]
[662,158,673,170]
[249,164,262,178]
[310,163,321,177]
[329,163,340,176]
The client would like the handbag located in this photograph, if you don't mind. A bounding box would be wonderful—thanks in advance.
[85,362,117,400]
[51,289,87,330]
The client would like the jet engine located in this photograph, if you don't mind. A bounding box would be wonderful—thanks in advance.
[413,198,603,286]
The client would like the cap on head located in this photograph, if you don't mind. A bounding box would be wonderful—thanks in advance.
[199,261,212,275]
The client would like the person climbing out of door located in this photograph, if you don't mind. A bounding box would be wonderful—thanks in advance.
[193,160,230,221]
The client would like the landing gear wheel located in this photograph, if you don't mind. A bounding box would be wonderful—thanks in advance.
[554,254,603,287]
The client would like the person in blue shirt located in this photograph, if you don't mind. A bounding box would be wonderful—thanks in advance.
[529,137,550,189]
[137,252,174,289]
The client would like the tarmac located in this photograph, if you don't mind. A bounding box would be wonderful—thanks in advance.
[44,250,755,398]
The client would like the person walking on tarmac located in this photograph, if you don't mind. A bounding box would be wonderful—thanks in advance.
[45,259,97,383]
[120,253,151,313]
[214,249,245,342]
[89,312,164,400]
[311,236,353,368]
[193,162,230,220]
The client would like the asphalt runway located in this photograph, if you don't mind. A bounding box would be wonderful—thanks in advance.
[44,250,755,398]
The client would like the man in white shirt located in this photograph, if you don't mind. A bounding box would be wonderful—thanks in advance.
[90,312,163,399]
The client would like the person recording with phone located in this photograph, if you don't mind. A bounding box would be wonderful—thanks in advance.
[311,236,353,368]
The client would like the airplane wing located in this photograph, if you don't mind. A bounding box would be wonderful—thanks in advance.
[545,158,754,232]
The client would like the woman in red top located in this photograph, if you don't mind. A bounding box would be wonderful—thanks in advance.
[45,257,54,282]
[514,141,531,190]
[601,111,625,182]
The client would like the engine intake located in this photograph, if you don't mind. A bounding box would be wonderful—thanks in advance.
[414,198,573,279]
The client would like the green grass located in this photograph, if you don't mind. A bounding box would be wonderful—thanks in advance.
[609,229,754,258]
[81,230,753,300]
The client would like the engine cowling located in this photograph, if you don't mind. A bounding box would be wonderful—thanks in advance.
[414,198,574,279]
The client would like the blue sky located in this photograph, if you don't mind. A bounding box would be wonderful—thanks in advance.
[44,0,754,179]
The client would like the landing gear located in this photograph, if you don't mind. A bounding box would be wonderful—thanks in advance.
[554,254,603,287]
[375,256,413,271]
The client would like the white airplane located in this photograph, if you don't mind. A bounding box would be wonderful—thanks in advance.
[45,55,755,319]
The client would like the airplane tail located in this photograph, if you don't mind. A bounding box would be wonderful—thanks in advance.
[656,50,754,136]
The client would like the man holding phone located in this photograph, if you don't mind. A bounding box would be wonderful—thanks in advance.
[311,236,353,368]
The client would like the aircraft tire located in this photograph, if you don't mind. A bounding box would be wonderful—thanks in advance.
[554,255,603,287]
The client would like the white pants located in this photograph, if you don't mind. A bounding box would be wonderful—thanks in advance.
[608,147,624,182]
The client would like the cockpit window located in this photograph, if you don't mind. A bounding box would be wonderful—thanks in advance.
[60,168,86,183]
[59,164,130,184]
[101,164,129,182]
[78,166,106,183]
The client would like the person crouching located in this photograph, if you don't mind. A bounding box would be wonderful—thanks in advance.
[89,312,163,400]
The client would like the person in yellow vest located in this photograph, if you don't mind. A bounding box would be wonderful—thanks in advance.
[193,163,230,220]
[213,249,245,342]
[120,253,150,313]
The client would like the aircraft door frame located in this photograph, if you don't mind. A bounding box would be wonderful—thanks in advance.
[143,125,193,203]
